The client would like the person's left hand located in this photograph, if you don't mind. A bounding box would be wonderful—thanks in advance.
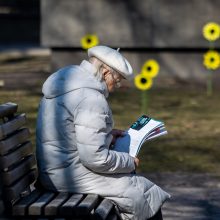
[111,129,125,145]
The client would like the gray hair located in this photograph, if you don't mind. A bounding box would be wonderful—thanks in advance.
[89,57,104,81]
[89,57,117,81]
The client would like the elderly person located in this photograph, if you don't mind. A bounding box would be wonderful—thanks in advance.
[36,45,170,220]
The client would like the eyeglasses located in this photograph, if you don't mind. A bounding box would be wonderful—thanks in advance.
[112,73,122,88]
[103,65,122,89]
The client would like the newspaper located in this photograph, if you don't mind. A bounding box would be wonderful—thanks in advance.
[113,115,168,157]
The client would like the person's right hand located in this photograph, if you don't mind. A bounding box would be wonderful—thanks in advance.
[110,129,125,145]
[134,157,139,168]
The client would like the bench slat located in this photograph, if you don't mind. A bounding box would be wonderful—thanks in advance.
[0,114,26,140]
[76,194,100,216]
[93,198,114,220]
[4,169,37,203]
[0,141,32,169]
[0,102,17,119]
[12,189,42,215]
[28,192,56,215]
[1,155,36,186]
[59,193,84,216]
[44,192,69,216]
[0,128,30,155]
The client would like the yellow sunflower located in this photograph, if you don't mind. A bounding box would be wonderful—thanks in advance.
[80,34,99,49]
[203,50,220,70]
[203,22,220,42]
[141,59,160,78]
[134,74,153,90]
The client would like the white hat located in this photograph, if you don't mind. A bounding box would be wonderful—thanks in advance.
[88,45,134,81]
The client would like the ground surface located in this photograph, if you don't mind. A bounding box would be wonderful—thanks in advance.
[146,172,220,219]
[0,48,219,219]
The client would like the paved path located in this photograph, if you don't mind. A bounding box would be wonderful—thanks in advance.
[163,186,220,220]
[1,172,219,219]
[144,173,220,220]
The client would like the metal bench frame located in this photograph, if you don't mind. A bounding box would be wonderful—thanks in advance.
[0,102,119,220]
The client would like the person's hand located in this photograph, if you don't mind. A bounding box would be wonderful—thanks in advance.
[111,129,125,145]
[134,157,139,168]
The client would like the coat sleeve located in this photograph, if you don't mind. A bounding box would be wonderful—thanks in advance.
[74,92,135,174]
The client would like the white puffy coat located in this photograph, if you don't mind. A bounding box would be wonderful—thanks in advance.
[36,60,170,220]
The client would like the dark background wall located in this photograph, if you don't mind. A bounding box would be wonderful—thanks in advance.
[41,0,220,86]
[0,0,40,46]
[41,0,220,48]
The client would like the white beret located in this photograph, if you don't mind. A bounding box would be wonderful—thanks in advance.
[88,45,134,81]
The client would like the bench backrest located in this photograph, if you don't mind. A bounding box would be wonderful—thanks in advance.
[0,102,37,210]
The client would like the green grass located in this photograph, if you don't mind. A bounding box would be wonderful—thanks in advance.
[109,87,220,173]
[1,87,220,174]
[1,85,219,174]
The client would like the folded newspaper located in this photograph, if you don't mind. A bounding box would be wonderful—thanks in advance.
[113,115,168,157]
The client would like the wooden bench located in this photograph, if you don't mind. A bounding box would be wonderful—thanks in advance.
[0,102,120,220]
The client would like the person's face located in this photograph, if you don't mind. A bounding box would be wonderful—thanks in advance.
[103,67,123,92]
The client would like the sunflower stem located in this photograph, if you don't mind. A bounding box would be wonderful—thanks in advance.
[209,41,215,50]
[141,91,148,114]
[207,72,213,96]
